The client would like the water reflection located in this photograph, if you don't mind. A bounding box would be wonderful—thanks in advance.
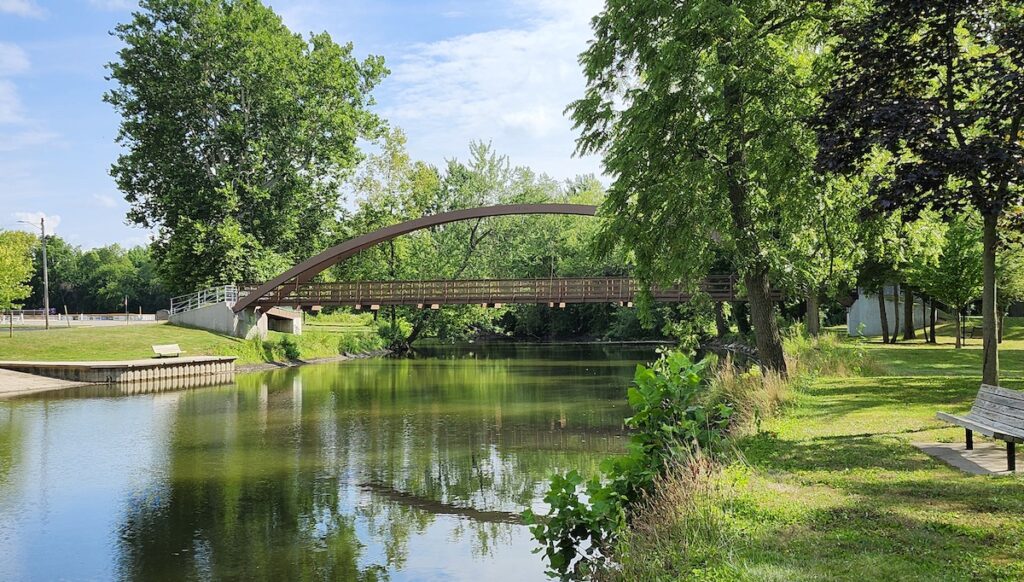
[0,344,653,581]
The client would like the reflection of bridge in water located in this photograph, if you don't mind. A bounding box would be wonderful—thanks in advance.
[239,275,769,310]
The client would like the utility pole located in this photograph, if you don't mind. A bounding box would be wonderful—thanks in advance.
[19,217,49,330]
[41,217,49,330]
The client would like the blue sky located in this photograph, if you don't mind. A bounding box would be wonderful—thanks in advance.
[0,0,603,248]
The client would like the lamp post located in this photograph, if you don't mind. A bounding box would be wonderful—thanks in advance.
[18,217,49,330]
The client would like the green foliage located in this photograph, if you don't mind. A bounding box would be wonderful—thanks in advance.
[523,351,731,579]
[24,237,168,313]
[106,0,387,293]
[907,213,983,317]
[377,318,412,349]
[0,230,36,311]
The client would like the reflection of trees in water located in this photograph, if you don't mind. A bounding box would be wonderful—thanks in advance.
[117,351,635,576]
[116,385,388,580]
[0,407,23,492]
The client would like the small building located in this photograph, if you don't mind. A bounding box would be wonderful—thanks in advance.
[847,284,930,337]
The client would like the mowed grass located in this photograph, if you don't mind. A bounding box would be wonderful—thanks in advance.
[0,323,254,361]
[0,317,382,365]
[616,320,1024,581]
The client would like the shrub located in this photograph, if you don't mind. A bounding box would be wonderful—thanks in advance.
[523,351,732,579]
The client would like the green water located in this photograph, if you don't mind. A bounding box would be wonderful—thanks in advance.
[0,343,655,581]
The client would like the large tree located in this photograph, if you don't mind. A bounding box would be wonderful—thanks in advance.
[570,0,827,374]
[0,230,36,320]
[106,0,387,293]
[817,0,1024,383]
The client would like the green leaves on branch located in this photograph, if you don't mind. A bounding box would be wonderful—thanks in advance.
[105,0,387,293]
[0,230,36,312]
[523,351,731,579]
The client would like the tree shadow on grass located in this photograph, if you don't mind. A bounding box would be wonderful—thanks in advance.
[739,430,1024,515]
[794,376,985,424]
[739,432,937,473]
[738,503,1024,581]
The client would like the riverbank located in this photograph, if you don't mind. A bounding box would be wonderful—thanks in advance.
[0,316,384,365]
[235,348,391,373]
[611,323,1024,580]
[0,368,87,399]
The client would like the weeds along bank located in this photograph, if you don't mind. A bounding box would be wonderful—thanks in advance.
[223,312,387,364]
[606,332,1024,581]
[523,332,880,580]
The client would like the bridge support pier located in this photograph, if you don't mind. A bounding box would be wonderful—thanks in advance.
[170,302,300,339]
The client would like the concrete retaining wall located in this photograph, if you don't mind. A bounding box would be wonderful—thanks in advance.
[170,302,268,339]
[0,356,236,384]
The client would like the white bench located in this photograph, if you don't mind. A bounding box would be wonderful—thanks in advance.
[152,344,184,358]
[937,384,1024,471]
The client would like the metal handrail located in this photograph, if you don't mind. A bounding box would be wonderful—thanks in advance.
[169,285,239,315]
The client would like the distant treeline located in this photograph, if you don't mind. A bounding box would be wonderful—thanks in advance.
[26,238,168,314]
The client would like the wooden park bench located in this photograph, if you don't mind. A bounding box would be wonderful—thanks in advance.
[937,384,1023,471]
[152,344,184,358]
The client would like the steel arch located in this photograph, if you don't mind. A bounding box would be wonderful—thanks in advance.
[232,203,598,313]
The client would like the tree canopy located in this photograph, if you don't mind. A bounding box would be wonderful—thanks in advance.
[817,0,1024,382]
[0,230,36,313]
[569,0,828,373]
[106,0,387,293]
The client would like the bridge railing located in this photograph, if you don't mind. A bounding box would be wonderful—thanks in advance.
[240,275,756,308]
[170,285,239,315]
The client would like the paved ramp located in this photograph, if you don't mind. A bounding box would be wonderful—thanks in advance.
[0,368,87,399]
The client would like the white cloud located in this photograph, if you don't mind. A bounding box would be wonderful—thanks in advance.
[0,43,30,76]
[13,211,61,235]
[92,194,118,208]
[0,129,60,150]
[87,0,134,10]
[383,0,604,179]
[0,80,23,124]
[0,0,44,17]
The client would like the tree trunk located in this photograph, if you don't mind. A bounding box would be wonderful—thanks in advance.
[714,301,729,338]
[920,294,929,342]
[903,287,916,340]
[999,313,1005,344]
[877,287,890,344]
[981,212,999,384]
[721,47,786,376]
[955,309,963,349]
[890,285,900,343]
[806,290,820,337]
[930,300,937,344]
[746,269,787,375]
[733,302,751,335]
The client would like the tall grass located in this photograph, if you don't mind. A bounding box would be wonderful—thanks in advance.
[606,330,878,579]
[607,458,739,581]
[706,330,883,437]
[211,329,385,363]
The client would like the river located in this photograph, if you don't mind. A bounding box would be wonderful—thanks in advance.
[0,343,656,581]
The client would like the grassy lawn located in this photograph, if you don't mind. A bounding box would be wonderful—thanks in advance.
[0,316,382,364]
[618,320,1024,581]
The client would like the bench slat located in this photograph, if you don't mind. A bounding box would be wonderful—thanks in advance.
[936,412,1024,443]
[962,413,1024,441]
[975,392,1024,414]
[971,399,1024,423]
[969,409,1024,434]
[980,384,1024,403]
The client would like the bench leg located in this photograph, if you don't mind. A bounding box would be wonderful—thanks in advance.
[966,429,973,450]
[1009,442,1016,472]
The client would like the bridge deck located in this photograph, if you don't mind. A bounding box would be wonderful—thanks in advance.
[242,276,772,308]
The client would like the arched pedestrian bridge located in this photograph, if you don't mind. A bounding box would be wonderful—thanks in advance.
[232,203,762,312]
[171,204,777,338]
